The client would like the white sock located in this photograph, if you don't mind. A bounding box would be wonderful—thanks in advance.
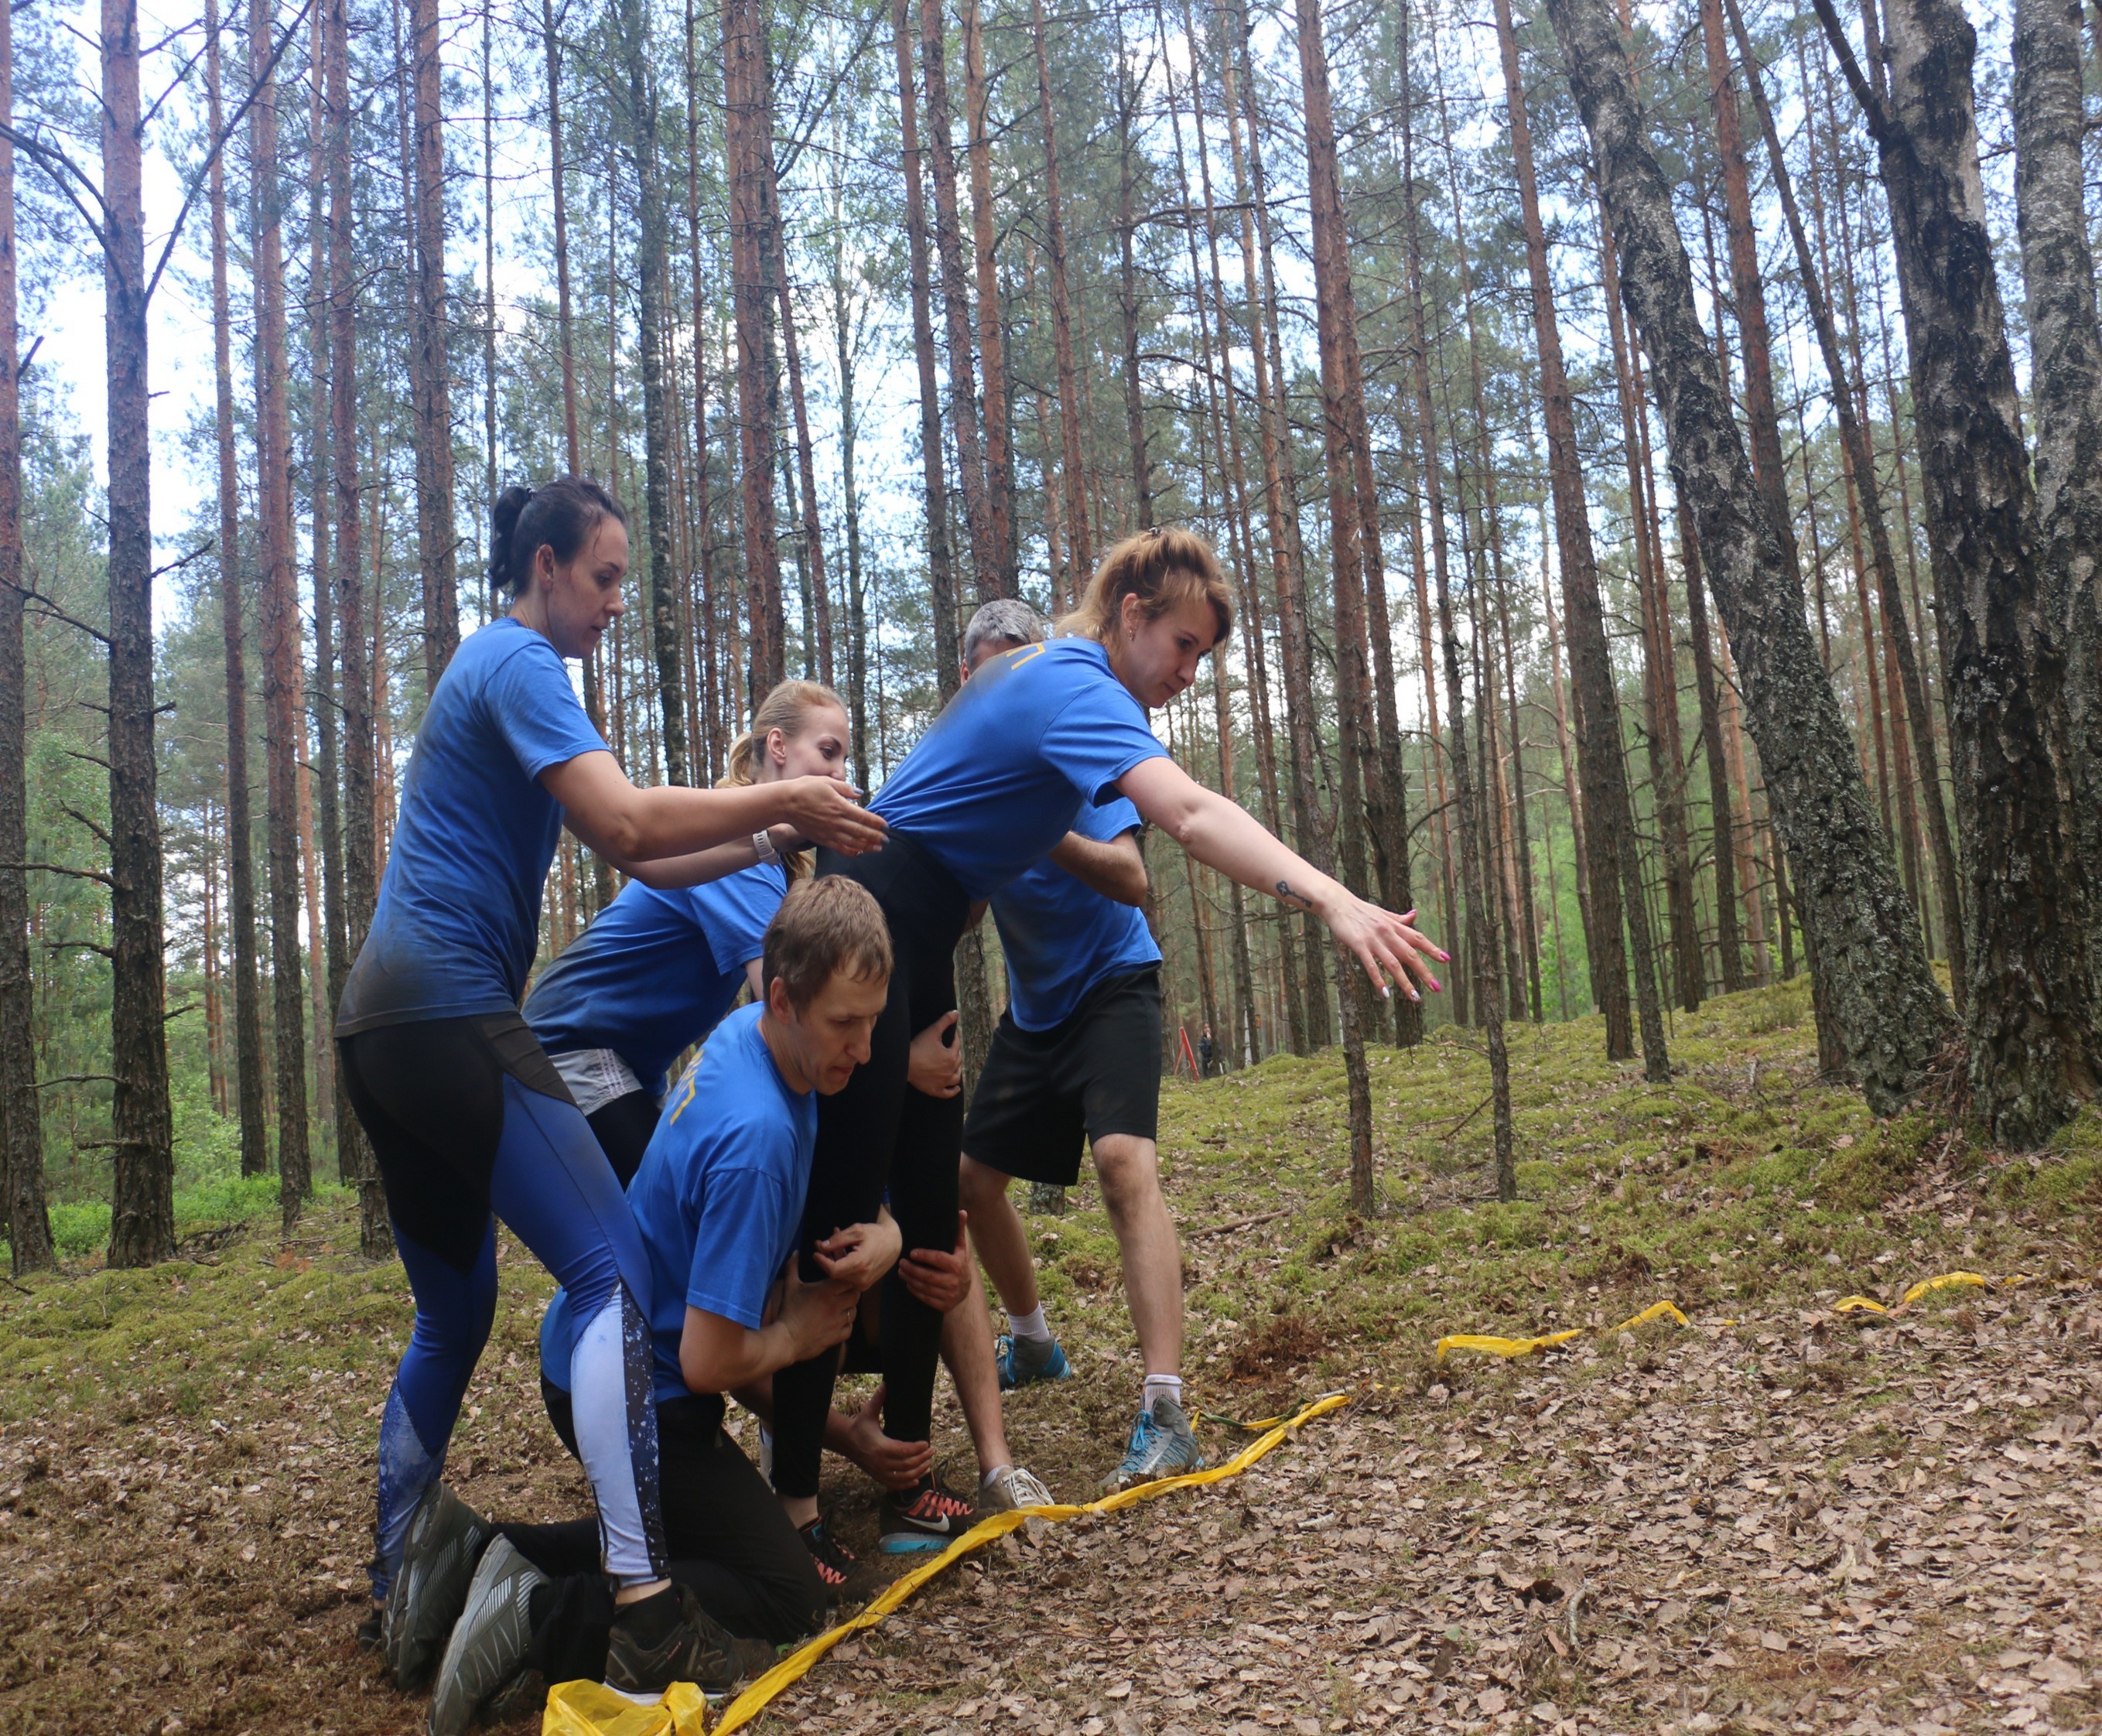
[1143,1374,1184,1416]
[1007,1304,1051,1346]
[980,1464,1011,1488]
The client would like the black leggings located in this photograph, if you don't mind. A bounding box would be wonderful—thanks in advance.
[768,834,969,1500]
[504,1383,826,1676]
[586,1088,661,1190]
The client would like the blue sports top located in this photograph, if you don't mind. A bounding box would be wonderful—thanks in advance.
[990,795,1160,1030]
[522,864,788,1094]
[539,1003,815,1403]
[868,637,1167,900]
[337,618,607,1036]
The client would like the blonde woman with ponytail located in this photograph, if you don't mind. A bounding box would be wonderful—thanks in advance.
[525,680,855,1184]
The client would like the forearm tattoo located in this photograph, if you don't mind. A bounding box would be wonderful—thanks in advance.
[1276,879,1315,911]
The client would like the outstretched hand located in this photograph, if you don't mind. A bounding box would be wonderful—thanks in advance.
[779,775,887,857]
[1324,898,1447,1002]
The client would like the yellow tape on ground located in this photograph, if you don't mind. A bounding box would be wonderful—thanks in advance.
[1834,1269,2029,1315]
[1433,1299,1687,1365]
[542,1389,1354,1736]
[542,1273,2037,1734]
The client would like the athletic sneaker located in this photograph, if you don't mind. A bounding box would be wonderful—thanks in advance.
[603,1582,771,1703]
[879,1473,979,1553]
[797,1515,866,1602]
[979,1464,1056,1512]
[385,1481,496,1690]
[355,1605,385,1652]
[426,1537,548,1736]
[996,1332,1072,1392]
[1102,1396,1205,1493]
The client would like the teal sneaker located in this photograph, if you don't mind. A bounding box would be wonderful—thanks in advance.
[1102,1396,1205,1492]
[996,1333,1072,1392]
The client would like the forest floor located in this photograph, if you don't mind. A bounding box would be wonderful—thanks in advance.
[1,980,2098,1736]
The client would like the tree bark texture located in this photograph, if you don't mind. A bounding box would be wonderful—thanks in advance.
[1550,0,1954,1115]
[1030,0,1092,593]
[726,0,784,690]
[921,0,1000,607]
[1825,0,2099,1140]
[0,0,52,1271]
[894,0,962,692]
[1722,0,1965,1009]
[408,0,459,695]
[103,0,175,1267]
[207,0,268,1182]
[251,0,311,1228]
[963,0,1016,594]
[326,0,386,1256]
[1488,0,1665,1079]
[2011,0,2102,1008]
[614,0,689,784]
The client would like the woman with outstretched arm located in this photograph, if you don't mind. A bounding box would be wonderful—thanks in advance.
[767,527,1444,1577]
[333,477,883,1703]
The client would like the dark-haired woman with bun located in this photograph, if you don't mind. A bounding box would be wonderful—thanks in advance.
[333,478,884,1702]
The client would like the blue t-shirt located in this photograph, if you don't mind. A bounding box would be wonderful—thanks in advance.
[991,796,1161,1030]
[539,1003,816,1403]
[869,637,1168,899]
[522,864,788,1093]
[337,618,607,1034]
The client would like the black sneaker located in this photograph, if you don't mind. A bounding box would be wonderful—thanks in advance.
[426,1537,548,1736]
[878,1473,979,1554]
[797,1515,871,1603]
[603,1583,771,1703]
[385,1483,497,1690]
[355,1604,385,1652]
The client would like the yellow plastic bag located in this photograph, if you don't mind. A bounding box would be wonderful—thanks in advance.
[542,1679,711,1736]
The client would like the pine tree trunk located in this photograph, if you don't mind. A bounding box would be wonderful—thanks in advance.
[326,0,386,1259]
[893,0,962,695]
[0,0,51,1272]
[614,0,689,784]
[1029,0,1091,591]
[1294,0,1384,1212]
[407,0,458,693]
[1223,3,1330,1049]
[1432,467,1516,1204]
[1723,0,1964,1008]
[923,0,1001,604]
[1488,0,1664,1078]
[831,238,871,792]
[305,21,344,1161]
[544,0,582,475]
[1551,0,1953,1112]
[207,0,268,1182]
[963,0,1017,595]
[103,0,174,1268]
[251,0,311,1231]
[1679,497,1747,992]
[726,0,784,689]
[2011,0,2102,1012]
[1813,0,2100,1137]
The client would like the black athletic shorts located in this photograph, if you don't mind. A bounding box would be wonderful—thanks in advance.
[962,965,1162,1187]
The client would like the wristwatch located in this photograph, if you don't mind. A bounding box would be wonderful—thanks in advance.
[752,829,779,865]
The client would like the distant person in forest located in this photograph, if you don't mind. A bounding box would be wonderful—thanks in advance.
[1198,1024,1217,1078]
[332,476,884,1705]
[765,528,1445,1567]
[952,598,1199,1489]
[419,877,898,1728]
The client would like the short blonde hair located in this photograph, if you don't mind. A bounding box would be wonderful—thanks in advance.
[763,877,891,1010]
[721,679,849,880]
[1056,527,1232,649]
